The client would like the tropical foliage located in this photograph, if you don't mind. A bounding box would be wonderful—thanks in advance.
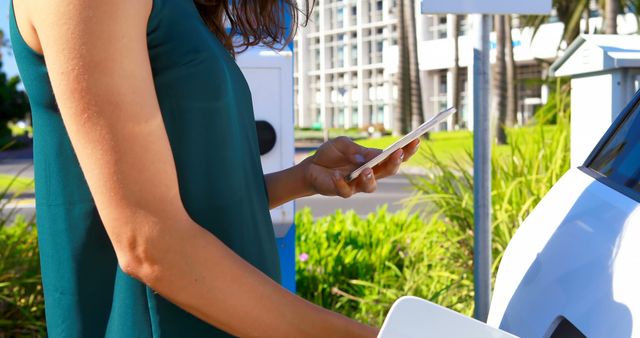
[0,31,31,149]
[296,91,571,325]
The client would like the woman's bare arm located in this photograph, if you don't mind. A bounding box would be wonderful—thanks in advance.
[22,0,375,336]
[265,138,420,209]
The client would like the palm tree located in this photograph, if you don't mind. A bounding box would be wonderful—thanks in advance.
[395,0,424,135]
[521,0,590,48]
[522,0,631,49]
[0,30,3,63]
[630,0,640,32]
[604,0,620,34]
[493,15,508,145]
[395,0,411,135]
[505,15,518,127]
[407,0,425,131]
[450,15,462,129]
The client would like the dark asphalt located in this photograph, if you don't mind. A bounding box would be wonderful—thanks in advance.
[296,174,420,218]
[0,147,427,221]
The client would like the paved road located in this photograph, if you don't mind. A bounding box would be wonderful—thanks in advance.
[0,158,34,178]
[0,157,35,223]
[0,174,421,222]
[296,174,417,218]
[0,147,425,222]
[1,199,36,224]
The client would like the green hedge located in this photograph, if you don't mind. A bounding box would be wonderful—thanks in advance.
[0,116,570,333]
[295,207,474,326]
[0,216,45,337]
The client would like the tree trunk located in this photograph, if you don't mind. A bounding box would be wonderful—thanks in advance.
[0,30,4,63]
[394,0,412,135]
[406,0,425,131]
[584,5,590,34]
[604,0,618,34]
[493,15,508,145]
[505,15,517,127]
[451,15,461,129]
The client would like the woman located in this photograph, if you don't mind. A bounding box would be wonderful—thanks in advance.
[10,0,420,336]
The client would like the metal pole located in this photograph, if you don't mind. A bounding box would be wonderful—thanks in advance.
[472,13,492,322]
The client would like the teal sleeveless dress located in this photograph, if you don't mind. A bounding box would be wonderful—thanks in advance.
[10,0,281,336]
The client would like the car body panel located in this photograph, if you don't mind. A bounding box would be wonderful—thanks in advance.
[488,168,640,337]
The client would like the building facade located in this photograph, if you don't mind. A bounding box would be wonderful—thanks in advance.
[293,0,639,132]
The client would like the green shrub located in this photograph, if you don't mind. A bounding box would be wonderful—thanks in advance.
[0,112,569,333]
[0,216,45,337]
[407,114,570,276]
[295,115,569,325]
[533,78,570,125]
[296,207,474,326]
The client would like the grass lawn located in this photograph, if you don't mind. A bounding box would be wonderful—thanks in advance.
[355,125,559,167]
[0,174,34,194]
[295,128,373,141]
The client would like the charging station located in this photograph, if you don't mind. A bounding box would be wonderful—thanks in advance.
[236,46,296,292]
[549,34,640,167]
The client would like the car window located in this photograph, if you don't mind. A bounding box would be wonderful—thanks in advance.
[588,101,640,193]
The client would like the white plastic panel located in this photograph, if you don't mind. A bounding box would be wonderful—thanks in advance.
[489,169,640,338]
[379,296,518,338]
[421,0,551,15]
[236,46,295,238]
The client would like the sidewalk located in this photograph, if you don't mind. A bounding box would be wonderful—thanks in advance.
[0,146,33,160]
[0,146,36,222]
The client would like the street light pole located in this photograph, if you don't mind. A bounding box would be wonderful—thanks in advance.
[472,13,492,322]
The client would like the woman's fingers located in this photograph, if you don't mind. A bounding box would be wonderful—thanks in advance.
[332,170,355,198]
[331,168,377,197]
[373,149,404,179]
[356,168,377,193]
[401,139,420,162]
[324,137,421,198]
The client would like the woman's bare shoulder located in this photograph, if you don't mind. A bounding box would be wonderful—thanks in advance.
[14,0,153,56]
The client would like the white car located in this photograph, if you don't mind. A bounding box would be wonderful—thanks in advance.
[488,91,640,337]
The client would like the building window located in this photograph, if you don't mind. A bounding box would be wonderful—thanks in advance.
[351,44,358,66]
[352,107,359,126]
[428,15,448,40]
[337,7,344,28]
[350,5,357,25]
[439,71,447,95]
[376,105,384,124]
[460,15,469,36]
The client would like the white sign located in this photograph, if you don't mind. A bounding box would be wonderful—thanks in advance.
[421,0,551,15]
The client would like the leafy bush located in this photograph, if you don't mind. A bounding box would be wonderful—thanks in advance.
[0,108,569,334]
[296,207,474,326]
[296,107,570,325]
[0,216,45,337]
[407,114,570,275]
[0,62,30,149]
[0,172,44,337]
[533,78,570,125]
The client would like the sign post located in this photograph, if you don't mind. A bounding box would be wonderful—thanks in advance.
[421,0,551,322]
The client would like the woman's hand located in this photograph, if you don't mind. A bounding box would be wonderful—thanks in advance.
[302,136,421,198]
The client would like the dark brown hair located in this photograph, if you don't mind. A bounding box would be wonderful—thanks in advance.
[194,0,316,57]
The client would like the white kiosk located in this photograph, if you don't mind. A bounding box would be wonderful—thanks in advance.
[236,45,296,292]
[549,34,640,167]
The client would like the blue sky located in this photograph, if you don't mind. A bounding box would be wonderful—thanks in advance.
[2,0,21,78]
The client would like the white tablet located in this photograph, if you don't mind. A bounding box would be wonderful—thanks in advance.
[378,296,518,338]
[346,107,457,182]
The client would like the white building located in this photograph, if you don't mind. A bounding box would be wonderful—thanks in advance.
[293,0,639,131]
